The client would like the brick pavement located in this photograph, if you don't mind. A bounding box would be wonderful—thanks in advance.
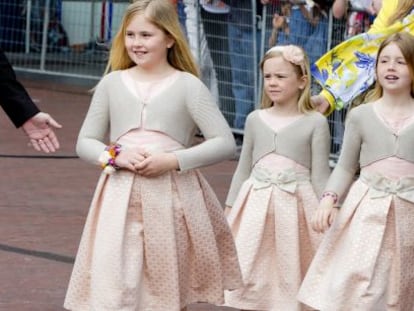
[0,80,239,311]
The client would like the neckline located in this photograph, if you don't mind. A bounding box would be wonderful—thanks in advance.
[122,70,180,103]
[371,104,414,136]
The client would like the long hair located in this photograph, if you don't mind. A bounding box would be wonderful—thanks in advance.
[387,0,414,26]
[259,48,313,113]
[104,0,198,77]
[365,32,414,102]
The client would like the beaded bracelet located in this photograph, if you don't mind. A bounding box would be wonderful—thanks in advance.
[99,143,122,174]
[321,191,338,204]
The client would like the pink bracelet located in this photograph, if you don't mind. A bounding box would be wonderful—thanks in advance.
[321,191,338,204]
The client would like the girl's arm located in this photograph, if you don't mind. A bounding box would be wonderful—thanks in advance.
[172,81,236,171]
[76,79,110,165]
[137,78,236,177]
[312,108,362,232]
[225,114,255,208]
[310,114,332,198]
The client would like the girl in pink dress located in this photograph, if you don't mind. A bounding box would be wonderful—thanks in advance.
[298,32,414,310]
[224,45,331,311]
[63,1,242,310]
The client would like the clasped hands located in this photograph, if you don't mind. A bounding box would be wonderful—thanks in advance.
[115,147,179,177]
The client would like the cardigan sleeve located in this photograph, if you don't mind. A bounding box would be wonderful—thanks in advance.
[324,108,361,200]
[310,114,332,198]
[173,79,236,171]
[225,112,255,207]
[76,78,110,165]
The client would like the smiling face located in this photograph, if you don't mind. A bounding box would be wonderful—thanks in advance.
[262,55,307,107]
[376,42,413,96]
[124,13,174,71]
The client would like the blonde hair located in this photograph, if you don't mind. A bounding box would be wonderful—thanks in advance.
[365,32,414,102]
[103,0,198,77]
[259,46,313,113]
[387,0,414,26]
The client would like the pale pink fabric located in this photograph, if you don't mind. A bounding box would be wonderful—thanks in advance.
[225,112,322,311]
[64,170,242,311]
[298,173,414,310]
[298,108,414,310]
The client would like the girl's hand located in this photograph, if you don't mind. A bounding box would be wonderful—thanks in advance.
[114,147,147,172]
[312,198,338,233]
[135,152,179,177]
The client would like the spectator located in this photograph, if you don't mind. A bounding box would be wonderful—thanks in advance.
[200,0,235,126]
[271,0,331,64]
[226,0,270,139]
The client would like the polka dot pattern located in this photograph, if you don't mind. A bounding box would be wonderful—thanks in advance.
[298,176,414,310]
[225,166,322,311]
[64,169,242,311]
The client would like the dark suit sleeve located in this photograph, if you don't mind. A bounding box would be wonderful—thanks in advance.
[0,49,40,128]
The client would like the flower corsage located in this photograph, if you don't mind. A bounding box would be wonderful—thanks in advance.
[99,143,122,174]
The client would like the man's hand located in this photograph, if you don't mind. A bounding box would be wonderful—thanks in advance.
[22,112,62,153]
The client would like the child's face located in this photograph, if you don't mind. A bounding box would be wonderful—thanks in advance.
[263,55,306,106]
[124,13,174,70]
[377,42,412,95]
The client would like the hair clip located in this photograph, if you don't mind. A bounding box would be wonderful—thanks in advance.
[266,45,306,74]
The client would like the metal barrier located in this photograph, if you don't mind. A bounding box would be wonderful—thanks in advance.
[1,0,373,160]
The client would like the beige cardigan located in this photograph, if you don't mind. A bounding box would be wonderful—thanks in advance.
[76,70,236,171]
[326,103,414,199]
[226,110,331,206]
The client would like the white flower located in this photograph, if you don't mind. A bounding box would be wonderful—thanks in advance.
[98,151,112,166]
[103,165,116,175]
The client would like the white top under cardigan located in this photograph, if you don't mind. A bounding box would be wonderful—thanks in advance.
[76,70,236,171]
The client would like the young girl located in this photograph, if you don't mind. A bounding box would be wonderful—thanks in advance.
[313,0,414,115]
[298,32,414,310]
[224,45,331,311]
[63,1,242,310]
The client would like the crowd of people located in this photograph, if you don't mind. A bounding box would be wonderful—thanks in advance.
[2,0,414,310]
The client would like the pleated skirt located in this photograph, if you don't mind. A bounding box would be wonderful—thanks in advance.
[64,169,242,311]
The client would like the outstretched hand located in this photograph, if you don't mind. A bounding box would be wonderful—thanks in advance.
[22,112,62,153]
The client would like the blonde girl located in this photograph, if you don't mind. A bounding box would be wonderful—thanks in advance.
[63,1,242,310]
[224,45,331,311]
